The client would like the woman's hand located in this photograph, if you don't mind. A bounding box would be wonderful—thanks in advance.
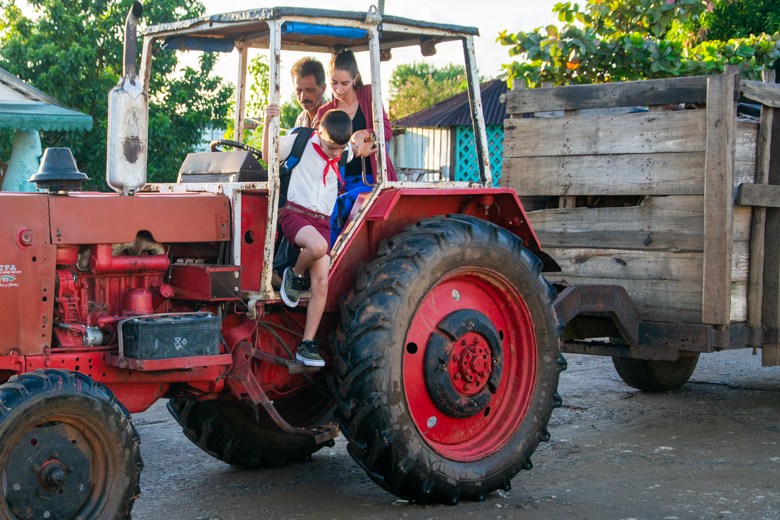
[350,129,377,157]
[265,103,281,119]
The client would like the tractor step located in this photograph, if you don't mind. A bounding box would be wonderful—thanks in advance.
[252,349,321,373]
[310,422,340,445]
[230,342,335,441]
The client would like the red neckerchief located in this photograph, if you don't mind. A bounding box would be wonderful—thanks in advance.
[311,132,343,186]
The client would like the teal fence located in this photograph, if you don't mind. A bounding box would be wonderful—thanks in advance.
[453,124,503,185]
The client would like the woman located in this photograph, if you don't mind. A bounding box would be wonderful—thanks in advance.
[316,50,397,243]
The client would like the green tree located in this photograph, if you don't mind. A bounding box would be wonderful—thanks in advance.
[388,62,468,120]
[279,94,301,130]
[498,0,780,87]
[0,0,233,188]
[683,0,780,42]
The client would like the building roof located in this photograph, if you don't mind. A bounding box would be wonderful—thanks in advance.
[392,79,507,128]
[0,67,93,132]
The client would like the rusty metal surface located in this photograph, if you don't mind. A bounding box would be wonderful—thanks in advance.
[143,7,478,38]
[463,35,492,185]
[0,194,56,356]
[562,341,681,362]
[560,318,749,360]
[105,353,232,371]
[48,192,230,244]
[555,284,752,360]
[554,284,640,346]
[229,342,338,444]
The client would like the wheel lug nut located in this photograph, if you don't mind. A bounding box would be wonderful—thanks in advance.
[464,384,471,391]
[474,337,481,344]
[453,373,461,380]
[452,354,460,362]
[461,339,468,346]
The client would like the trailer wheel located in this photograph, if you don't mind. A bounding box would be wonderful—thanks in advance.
[168,387,334,468]
[330,215,566,504]
[0,369,142,520]
[612,354,700,392]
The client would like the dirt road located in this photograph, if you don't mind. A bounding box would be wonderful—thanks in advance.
[131,349,780,520]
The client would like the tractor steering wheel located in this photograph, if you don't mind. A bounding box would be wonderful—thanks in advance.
[209,139,263,160]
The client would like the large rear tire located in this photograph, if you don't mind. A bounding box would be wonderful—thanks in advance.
[168,386,335,468]
[0,369,142,520]
[330,215,566,504]
[612,354,700,392]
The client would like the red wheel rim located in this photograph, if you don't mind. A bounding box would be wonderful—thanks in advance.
[403,267,537,462]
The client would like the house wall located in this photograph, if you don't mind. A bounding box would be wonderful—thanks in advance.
[389,127,452,182]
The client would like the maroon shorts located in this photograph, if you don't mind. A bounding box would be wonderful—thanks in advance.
[279,202,332,254]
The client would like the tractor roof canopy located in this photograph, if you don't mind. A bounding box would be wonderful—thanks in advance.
[143,7,479,54]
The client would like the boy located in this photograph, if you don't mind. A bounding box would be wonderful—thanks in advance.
[263,104,375,367]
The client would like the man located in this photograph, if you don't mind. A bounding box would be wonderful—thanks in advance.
[291,57,327,128]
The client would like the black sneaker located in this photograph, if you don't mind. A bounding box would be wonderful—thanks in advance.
[296,339,325,367]
[281,267,307,307]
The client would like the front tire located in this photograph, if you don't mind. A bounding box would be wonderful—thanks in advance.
[0,370,142,520]
[612,354,700,392]
[330,215,566,504]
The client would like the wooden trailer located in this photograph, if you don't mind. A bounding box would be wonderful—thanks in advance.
[500,69,780,389]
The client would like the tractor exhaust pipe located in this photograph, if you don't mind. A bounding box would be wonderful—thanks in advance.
[106,1,148,196]
[123,1,143,83]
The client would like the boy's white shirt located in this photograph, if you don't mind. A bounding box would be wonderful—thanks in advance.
[279,133,355,216]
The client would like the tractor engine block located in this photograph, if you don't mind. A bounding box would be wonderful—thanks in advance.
[53,243,173,349]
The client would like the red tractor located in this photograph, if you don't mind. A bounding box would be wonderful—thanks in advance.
[0,4,565,518]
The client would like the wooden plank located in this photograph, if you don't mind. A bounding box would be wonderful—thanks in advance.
[502,153,756,196]
[544,276,747,323]
[527,195,704,232]
[546,243,747,282]
[736,183,780,207]
[741,79,780,108]
[535,230,704,252]
[504,110,706,158]
[762,78,780,366]
[702,73,737,325]
[504,76,709,114]
[736,121,758,163]
[747,70,776,348]
[503,153,703,196]
[529,196,752,241]
[550,249,703,282]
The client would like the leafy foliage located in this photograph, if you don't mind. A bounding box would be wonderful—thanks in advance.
[225,55,297,154]
[388,62,468,120]
[683,0,780,42]
[0,0,233,188]
[498,0,780,87]
[279,94,301,130]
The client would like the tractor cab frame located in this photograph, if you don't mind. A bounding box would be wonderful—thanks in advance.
[140,7,495,301]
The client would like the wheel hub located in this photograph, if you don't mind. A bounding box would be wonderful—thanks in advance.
[4,422,93,520]
[450,334,494,396]
[423,309,503,419]
[40,460,67,489]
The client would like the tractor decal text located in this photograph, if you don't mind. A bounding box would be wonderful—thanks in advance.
[0,265,21,288]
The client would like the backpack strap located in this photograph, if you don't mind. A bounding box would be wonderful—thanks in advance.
[284,127,315,172]
[338,150,349,184]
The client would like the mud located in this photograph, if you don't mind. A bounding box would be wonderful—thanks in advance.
[132,349,780,520]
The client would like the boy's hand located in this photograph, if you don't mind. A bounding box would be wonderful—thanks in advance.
[351,129,378,157]
[265,103,281,119]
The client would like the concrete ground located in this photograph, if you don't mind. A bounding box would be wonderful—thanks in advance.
[131,349,780,520]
